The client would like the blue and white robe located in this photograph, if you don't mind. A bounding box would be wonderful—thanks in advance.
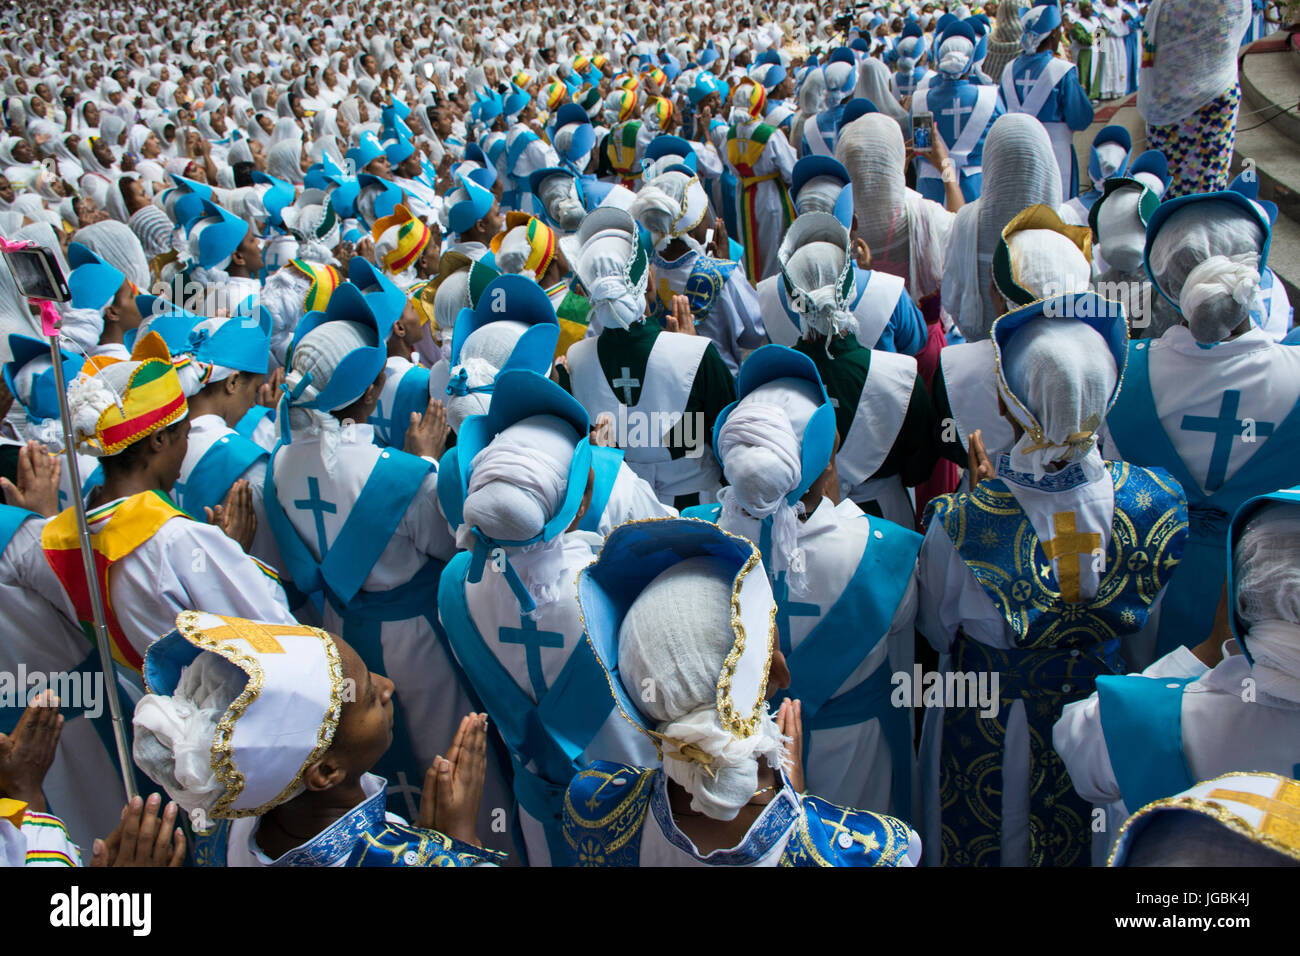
[685,497,921,816]
[757,266,926,356]
[368,355,433,451]
[998,51,1094,202]
[1055,645,1300,862]
[265,425,510,846]
[193,772,507,867]
[563,761,922,866]
[1102,327,1300,663]
[650,248,768,375]
[438,531,658,867]
[911,78,1003,203]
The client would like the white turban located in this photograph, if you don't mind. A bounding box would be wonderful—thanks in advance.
[618,556,787,820]
[286,319,377,474]
[1004,227,1092,300]
[577,228,643,331]
[1233,503,1300,706]
[1147,201,1265,346]
[461,414,578,611]
[445,319,529,431]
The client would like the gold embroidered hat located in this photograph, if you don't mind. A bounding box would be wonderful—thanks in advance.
[134,612,345,821]
[1109,771,1300,866]
[576,518,778,752]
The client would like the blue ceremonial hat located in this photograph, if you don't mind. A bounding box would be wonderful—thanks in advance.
[162,171,213,227]
[133,294,206,352]
[354,172,405,226]
[575,517,777,747]
[184,305,273,375]
[527,165,584,219]
[1088,151,1167,239]
[481,130,509,169]
[934,13,959,37]
[1227,170,1279,225]
[849,36,871,54]
[552,103,597,165]
[447,171,497,236]
[827,46,857,66]
[991,291,1129,419]
[752,62,788,91]
[449,273,559,372]
[386,135,416,166]
[1226,485,1300,662]
[304,151,348,191]
[712,345,836,505]
[3,334,83,423]
[756,50,783,66]
[346,130,387,171]
[503,88,531,120]
[1022,0,1062,43]
[187,199,249,269]
[698,41,720,68]
[901,21,923,38]
[328,174,362,218]
[285,282,391,416]
[459,142,499,188]
[347,255,407,329]
[1144,188,1273,312]
[437,369,592,613]
[790,154,855,227]
[1087,124,1132,186]
[658,53,682,84]
[642,134,698,173]
[251,170,295,230]
[837,97,878,135]
[67,241,126,311]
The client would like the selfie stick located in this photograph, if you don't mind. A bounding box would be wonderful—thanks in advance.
[0,236,139,801]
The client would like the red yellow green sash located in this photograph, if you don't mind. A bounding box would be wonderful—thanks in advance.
[42,490,190,674]
[726,122,794,283]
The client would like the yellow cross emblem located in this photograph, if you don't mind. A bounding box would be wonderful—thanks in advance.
[1042,511,1101,605]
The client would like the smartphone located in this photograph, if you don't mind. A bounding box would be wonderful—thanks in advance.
[3,246,70,302]
[913,111,932,150]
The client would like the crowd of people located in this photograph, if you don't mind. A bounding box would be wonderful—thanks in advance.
[0,0,1296,870]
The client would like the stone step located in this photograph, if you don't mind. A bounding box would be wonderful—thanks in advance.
[1239,31,1300,148]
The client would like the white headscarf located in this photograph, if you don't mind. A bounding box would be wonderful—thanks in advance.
[285,319,378,474]
[942,113,1061,340]
[618,556,787,821]
[1147,200,1265,345]
[1234,503,1300,708]
[998,317,1117,480]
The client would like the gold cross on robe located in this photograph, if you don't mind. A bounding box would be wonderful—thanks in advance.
[1208,780,1300,846]
[1042,510,1101,605]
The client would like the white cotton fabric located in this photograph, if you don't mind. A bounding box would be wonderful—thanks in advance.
[717,378,821,589]
[286,319,376,475]
[1138,0,1251,126]
[446,319,529,431]
[1094,142,1129,181]
[1147,200,1265,343]
[132,651,247,816]
[67,360,141,456]
[1234,505,1300,705]
[577,232,642,330]
[937,36,974,77]
[837,113,951,299]
[618,556,787,821]
[1095,188,1148,273]
[71,219,151,291]
[779,214,856,339]
[1005,228,1092,299]
[461,415,578,611]
[796,175,845,217]
[943,114,1062,340]
[999,317,1117,480]
[855,56,909,128]
[538,174,586,232]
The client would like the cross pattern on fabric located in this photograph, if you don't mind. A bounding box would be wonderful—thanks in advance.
[1207,781,1300,844]
[294,476,338,554]
[824,808,880,851]
[1041,510,1101,605]
[1014,69,1038,103]
[772,570,818,657]
[499,615,565,699]
[202,619,288,654]
[941,98,974,137]
[369,396,397,438]
[612,367,640,405]
[1180,390,1274,492]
